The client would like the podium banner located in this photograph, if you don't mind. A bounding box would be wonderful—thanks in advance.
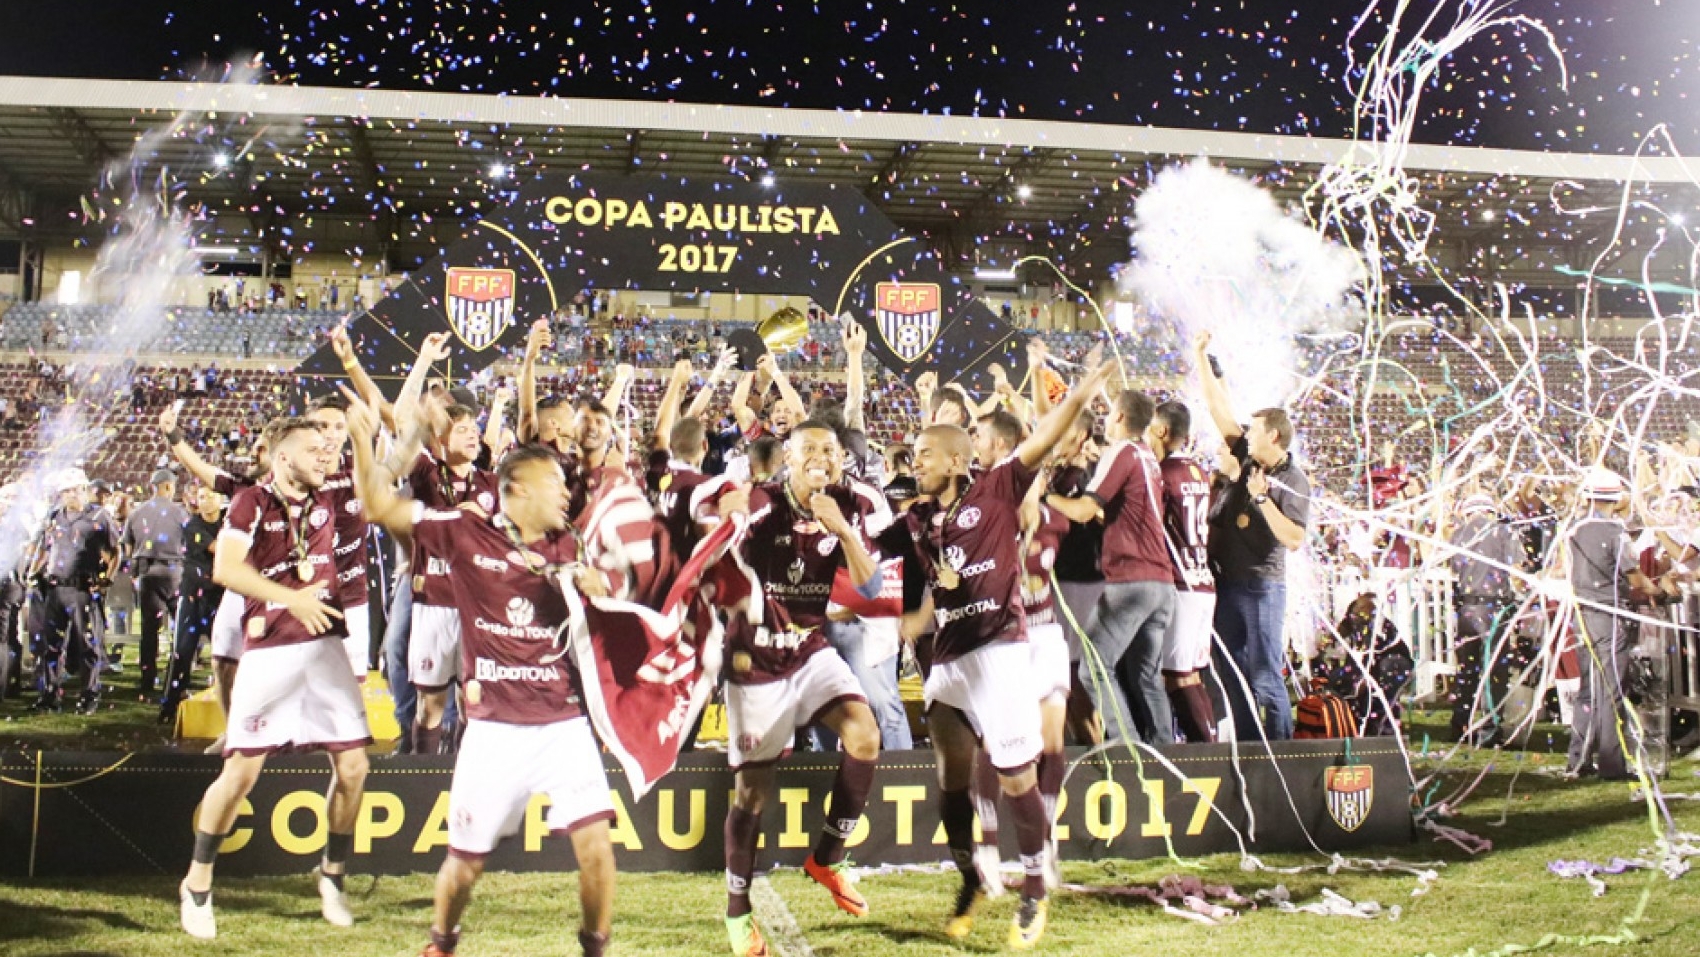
[0,742,1412,877]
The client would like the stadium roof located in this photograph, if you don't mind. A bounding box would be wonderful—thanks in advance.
[0,76,1694,284]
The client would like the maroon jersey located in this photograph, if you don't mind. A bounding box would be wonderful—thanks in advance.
[654,461,726,563]
[554,445,622,523]
[1022,504,1071,630]
[410,506,585,724]
[1085,440,1175,585]
[210,468,256,497]
[1159,455,1215,593]
[905,456,1037,664]
[222,481,346,650]
[321,460,371,607]
[406,452,500,607]
[716,481,860,684]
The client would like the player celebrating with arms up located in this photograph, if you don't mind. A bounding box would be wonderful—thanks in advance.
[178,418,367,940]
[347,396,621,957]
[902,360,1113,949]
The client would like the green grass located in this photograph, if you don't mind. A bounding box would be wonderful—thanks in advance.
[5,642,1700,956]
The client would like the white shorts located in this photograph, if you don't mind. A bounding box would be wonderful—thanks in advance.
[342,602,370,679]
[448,717,616,857]
[224,639,372,756]
[924,640,1042,771]
[1163,590,1218,672]
[210,588,245,662]
[726,649,866,769]
[409,604,462,690]
[1030,622,1071,702]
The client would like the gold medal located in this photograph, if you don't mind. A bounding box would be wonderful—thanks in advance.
[464,680,483,706]
[246,617,265,639]
[413,574,426,592]
[297,559,314,581]
[937,565,960,590]
[732,652,753,674]
[1236,514,1251,529]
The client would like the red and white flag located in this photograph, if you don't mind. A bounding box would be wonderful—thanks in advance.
[560,478,745,801]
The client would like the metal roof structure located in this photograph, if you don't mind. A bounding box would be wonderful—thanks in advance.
[0,76,1695,290]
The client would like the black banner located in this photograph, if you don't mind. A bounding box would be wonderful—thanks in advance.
[295,173,1027,392]
[1,743,1410,877]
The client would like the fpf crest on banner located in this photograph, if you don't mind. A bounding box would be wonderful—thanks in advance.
[1324,765,1374,833]
[875,282,941,363]
[445,267,517,351]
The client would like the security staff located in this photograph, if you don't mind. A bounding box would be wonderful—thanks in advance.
[123,469,190,695]
[0,483,25,700]
[1564,467,1641,780]
[29,469,119,714]
[158,485,226,723]
[1445,493,1527,744]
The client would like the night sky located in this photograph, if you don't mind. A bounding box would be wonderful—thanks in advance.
[0,0,1695,154]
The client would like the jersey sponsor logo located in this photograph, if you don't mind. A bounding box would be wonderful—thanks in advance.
[1324,765,1374,833]
[958,557,997,578]
[944,545,967,570]
[445,266,516,351]
[774,535,792,546]
[473,616,559,640]
[506,596,535,628]
[427,556,452,576]
[473,553,510,573]
[473,656,562,683]
[309,507,330,528]
[936,596,999,625]
[957,506,982,529]
[262,520,287,532]
[874,281,941,363]
[787,556,806,585]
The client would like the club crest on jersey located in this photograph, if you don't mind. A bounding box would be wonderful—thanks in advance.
[874,282,941,363]
[445,266,516,351]
[957,506,982,529]
[477,491,496,512]
[1324,765,1374,833]
[506,596,535,628]
[309,507,329,528]
[816,536,838,557]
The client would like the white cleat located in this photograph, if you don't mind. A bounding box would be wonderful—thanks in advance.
[314,867,355,927]
[972,845,1007,899]
[179,880,217,939]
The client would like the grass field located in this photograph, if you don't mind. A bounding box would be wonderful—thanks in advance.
[4,648,1700,956]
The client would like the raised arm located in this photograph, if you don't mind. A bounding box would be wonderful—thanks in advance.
[651,359,694,452]
[1027,338,1053,418]
[345,388,425,538]
[601,363,635,418]
[484,385,514,460]
[1192,330,1242,442]
[1017,361,1114,470]
[330,325,393,433]
[393,331,452,436]
[517,319,550,443]
[759,353,807,421]
[157,404,222,489]
[686,348,737,422]
[843,320,868,433]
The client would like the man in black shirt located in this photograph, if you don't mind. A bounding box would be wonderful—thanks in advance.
[1194,333,1311,741]
[159,486,228,723]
